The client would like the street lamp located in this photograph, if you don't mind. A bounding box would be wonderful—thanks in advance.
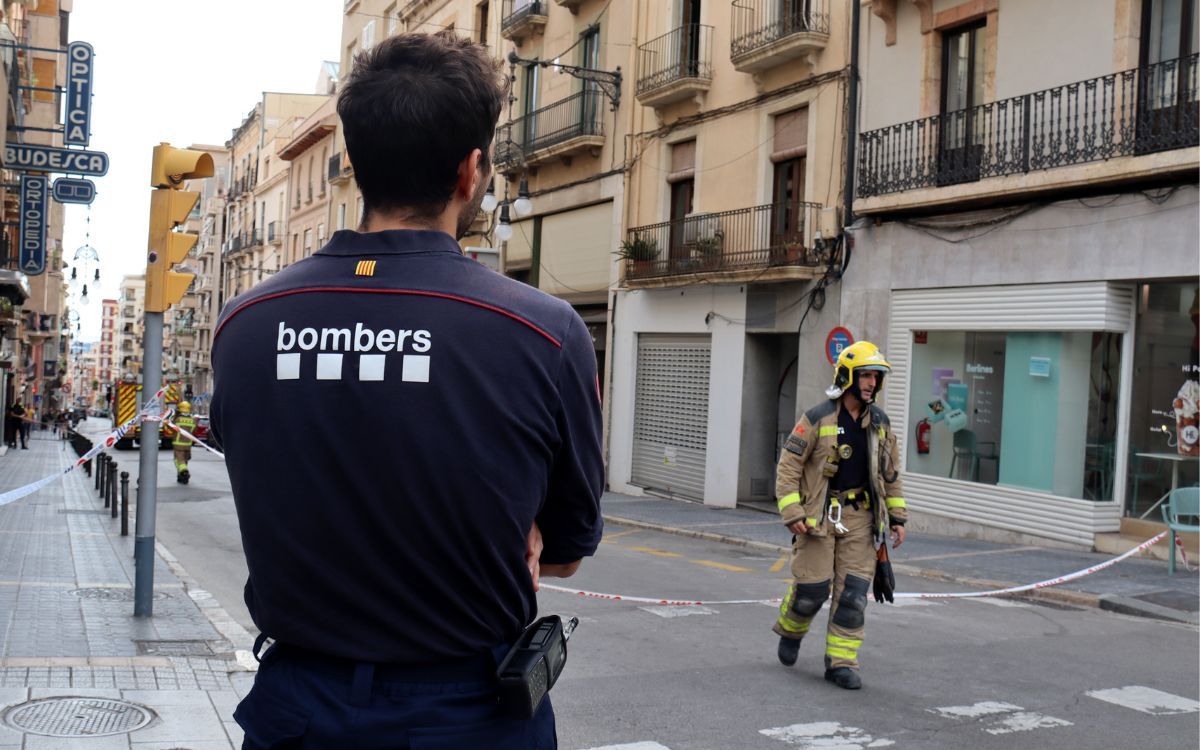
[513,178,533,218]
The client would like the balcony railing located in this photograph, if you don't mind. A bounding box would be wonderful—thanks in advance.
[636,24,713,104]
[500,0,548,41]
[731,0,830,62]
[624,201,827,282]
[858,54,1199,198]
[494,91,605,170]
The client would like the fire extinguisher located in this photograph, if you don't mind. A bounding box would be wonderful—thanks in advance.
[916,418,931,454]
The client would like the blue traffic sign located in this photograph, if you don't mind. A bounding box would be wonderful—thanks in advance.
[4,143,109,175]
[52,177,96,204]
[825,326,854,365]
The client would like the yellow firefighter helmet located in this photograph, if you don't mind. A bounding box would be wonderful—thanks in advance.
[826,341,891,400]
[177,401,192,415]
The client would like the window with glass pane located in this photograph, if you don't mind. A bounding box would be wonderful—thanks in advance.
[907,330,1121,500]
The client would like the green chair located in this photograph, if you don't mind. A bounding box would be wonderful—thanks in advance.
[1161,486,1200,576]
[948,429,998,482]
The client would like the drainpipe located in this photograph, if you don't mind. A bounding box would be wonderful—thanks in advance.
[843,0,862,232]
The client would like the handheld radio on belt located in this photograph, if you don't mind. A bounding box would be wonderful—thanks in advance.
[496,615,579,719]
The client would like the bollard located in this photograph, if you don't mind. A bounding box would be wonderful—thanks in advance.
[98,454,108,502]
[120,471,129,534]
[95,452,104,491]
[84,455,91,478]
[107,461,118,515]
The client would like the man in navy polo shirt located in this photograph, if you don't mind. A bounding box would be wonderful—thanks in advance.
[211,31,604,749]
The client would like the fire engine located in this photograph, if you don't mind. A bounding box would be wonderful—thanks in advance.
[110,377,183,450]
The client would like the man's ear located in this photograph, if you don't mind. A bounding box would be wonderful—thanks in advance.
[457,148,484,199]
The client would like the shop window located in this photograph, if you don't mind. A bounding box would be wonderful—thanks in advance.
[907,330,1121,501]
[1126,281,1200,516]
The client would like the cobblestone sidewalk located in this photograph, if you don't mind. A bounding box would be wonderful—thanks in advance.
[0,431,254,748]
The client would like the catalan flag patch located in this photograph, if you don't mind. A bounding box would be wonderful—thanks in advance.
[355,259,377,277]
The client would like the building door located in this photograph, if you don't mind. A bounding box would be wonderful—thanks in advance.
[679,0,702,79]
[631,334,711,501]
[938,22,985,185]
[522,60,540,149]
[771,156,806,261]
[668,178,694,267]
[1137,0,1198,153]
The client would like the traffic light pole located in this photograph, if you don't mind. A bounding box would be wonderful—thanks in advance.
[133,311,163,617]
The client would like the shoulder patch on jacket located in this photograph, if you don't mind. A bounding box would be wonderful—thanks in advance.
[804,400,837,424]
[870,405,890,426]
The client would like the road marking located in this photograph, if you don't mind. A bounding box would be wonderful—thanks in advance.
[577,743,672,750]
[690,559,754,573]
[1086,686,1200,715]
[760,721,894,748]
[930,702,1072,736]
[602,529,643,543]
[929,701,1022,719]
[984,712,1072,735]
[638,605,718,619]
[627,546,682,559]
[770,554,788,573]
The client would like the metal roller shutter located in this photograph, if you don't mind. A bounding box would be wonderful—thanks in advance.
[631,334,711,501]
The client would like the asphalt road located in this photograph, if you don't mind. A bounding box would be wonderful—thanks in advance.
[78,421,1200,750]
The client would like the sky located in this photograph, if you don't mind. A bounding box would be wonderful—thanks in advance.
[59,0,345,341]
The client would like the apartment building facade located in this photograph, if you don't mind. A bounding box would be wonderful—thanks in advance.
[607,0,851,507]
[278,97,337,266]
[842,0,1198,547]
[115,276,145,379]
[0,0,73,427]
[185,147,229,404]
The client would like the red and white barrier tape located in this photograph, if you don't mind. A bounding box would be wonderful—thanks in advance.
[162,419,225,459]
[0,388,169,508]
[1175,535,1195,572]
[540,532,1173,605]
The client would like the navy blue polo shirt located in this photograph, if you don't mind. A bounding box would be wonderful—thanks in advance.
[210,229,604,664]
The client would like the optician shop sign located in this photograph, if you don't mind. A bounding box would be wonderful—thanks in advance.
[64,41,94,146]
[19,175,48,276]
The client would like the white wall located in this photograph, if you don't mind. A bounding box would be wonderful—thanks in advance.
[609,285,748,506]
[858,1,926,131]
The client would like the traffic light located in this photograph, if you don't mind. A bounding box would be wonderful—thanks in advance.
[145,143,213,312]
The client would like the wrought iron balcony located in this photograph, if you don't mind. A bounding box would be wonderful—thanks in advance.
[500,0,548,44]
[494,90,605,173]
[731,0,830,74]
[858,54,1199,201]
[636,24,713,108]
[623,201,828,285]
[328,151,353,185]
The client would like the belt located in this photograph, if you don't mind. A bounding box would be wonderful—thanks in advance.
[828,486,870,510]
[257,636,506,686]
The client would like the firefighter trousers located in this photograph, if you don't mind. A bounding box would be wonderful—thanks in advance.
[773,502,875,670]
[173,445,191,475]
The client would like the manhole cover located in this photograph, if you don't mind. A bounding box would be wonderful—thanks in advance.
[135,640,215,657]
[70,588,170,602]
[3,697,154,737]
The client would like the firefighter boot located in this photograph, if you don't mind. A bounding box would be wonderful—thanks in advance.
[177,469,189,485]
[777,636,800,667]
[823,656,862,690]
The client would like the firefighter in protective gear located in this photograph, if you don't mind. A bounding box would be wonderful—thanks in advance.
[173,401,195,485]
[773,340,908,690]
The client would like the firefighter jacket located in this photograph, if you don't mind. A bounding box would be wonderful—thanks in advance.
[172,415,196,448]
[775,399,907,542]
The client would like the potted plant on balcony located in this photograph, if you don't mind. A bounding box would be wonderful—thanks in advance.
[693,234,723,271]
[615,236,660,276]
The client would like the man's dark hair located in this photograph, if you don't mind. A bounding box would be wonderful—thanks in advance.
[337,31,506,223]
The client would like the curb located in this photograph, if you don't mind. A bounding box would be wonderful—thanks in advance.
[602,513,1190,620]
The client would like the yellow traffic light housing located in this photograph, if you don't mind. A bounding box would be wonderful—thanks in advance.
[145,142,212,312]
[145,189,200,312]
[150,142,214,189]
